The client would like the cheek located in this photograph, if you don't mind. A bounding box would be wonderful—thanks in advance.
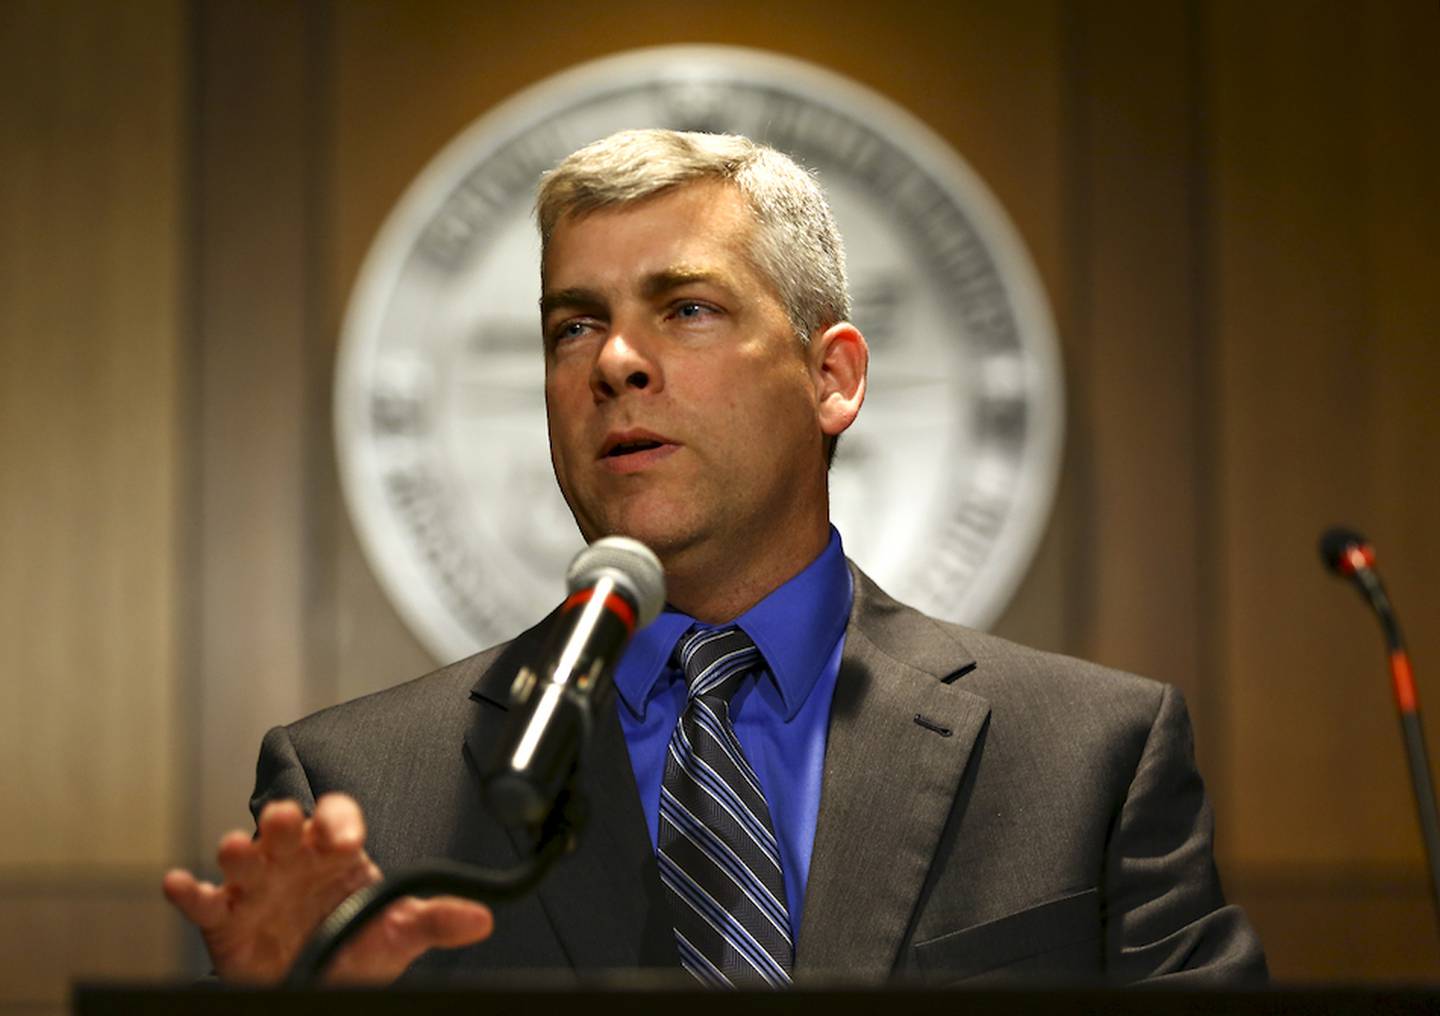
[725,383,813,462]
[543,398,580,485]
[544,374,579,432]
[755,360,820,423]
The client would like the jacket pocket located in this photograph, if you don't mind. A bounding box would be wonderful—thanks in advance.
[911,887,1101,983]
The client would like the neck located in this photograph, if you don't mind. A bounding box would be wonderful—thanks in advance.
[661,519,830,624]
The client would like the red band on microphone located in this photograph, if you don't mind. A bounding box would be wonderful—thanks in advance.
[562,588,637,633]
[1392,650,1418,714]
[1341,544,1376,576]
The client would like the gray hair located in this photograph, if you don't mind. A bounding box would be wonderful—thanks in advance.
[536,129,850,342]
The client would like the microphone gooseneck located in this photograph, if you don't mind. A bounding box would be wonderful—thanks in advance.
[1319,525,1439,931]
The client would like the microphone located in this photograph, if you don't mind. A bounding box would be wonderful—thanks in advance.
[1319,526,1396,644]
[1318,525,1377,577]
[483,536,665,827]
[1319,527,1411,680]
[1318,525,1440,930]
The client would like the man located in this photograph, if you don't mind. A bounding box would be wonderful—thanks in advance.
[163,129,1266,986]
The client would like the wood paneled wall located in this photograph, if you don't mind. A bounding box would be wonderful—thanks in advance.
[1210,0,1440,973]
[0,0,187,1009]
[1,1,1437,1007]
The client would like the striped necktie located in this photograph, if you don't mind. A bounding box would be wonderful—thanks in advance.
[658,624,794,988]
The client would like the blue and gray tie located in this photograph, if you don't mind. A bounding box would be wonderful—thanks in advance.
[658,624,794,987]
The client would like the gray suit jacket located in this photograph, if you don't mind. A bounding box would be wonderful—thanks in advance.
[251,565,1266,985]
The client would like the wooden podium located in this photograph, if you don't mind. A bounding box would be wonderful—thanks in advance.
[74,984,1440,1015]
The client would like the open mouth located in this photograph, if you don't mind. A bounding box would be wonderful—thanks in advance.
[605,439,664,458]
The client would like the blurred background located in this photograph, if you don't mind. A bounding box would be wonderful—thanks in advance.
[1,0,1437,1010]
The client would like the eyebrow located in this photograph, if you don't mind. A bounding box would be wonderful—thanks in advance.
[640,266,725,299]
[538,266,733,320]
[539,287,604,320]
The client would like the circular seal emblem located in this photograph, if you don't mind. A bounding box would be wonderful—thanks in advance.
[337,45,1064,663]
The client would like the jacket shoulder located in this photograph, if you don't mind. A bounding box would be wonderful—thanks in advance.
[847,560,1168,718]
[285,643,506,745]
[961,626,1168,715]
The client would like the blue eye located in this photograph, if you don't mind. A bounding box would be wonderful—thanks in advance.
[674,301,715,321]
[550,320,589,344]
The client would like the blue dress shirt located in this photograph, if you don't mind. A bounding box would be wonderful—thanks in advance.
[612,528,852,939]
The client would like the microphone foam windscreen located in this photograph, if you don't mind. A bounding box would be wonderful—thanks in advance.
[567,536,666,627]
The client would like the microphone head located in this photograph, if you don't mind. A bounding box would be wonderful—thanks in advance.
[567,536,666,627]
[1318,525,1375,576]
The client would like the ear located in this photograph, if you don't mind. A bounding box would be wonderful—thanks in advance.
[810,322,868,439]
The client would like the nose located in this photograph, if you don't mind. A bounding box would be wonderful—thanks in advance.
[591,327,660,401]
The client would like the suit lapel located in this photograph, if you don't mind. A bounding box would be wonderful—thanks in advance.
[795,566,990,981]
[464,623,678,971]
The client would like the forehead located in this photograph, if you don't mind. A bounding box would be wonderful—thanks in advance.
[542,181,758,287]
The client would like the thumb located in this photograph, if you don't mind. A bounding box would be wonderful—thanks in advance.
[407,896,495,949]
[328,896,494,983]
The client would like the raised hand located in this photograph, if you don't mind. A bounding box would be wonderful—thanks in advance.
[162,793,493,983]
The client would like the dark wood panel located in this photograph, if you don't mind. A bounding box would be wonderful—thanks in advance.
[190,0,318,852]
[1230,867,1440,982]
[1364,0,1440,779]
[1059,1,1212,746]
[0,883,184,1008]
[1208,0,1440,878]
[0,0,183,867]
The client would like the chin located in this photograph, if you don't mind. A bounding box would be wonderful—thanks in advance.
[595,510,702,560]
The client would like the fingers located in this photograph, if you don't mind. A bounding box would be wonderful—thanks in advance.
[310,793,367,853]
[160,868,200,913]
[165,796,398,984]
[209,796,374,906]
[161,868,229,929]
[216,830,264,888]
[257,799,305,858]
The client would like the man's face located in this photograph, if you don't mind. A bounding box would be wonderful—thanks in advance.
[540,181,829,573]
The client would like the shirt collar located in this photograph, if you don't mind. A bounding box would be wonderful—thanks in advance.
[613,527,852,723]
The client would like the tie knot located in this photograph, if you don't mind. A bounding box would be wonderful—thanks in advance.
[672,624,761,701]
